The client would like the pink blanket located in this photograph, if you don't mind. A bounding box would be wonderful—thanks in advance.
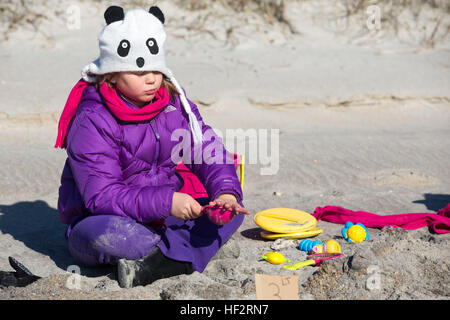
[312,203,450,234]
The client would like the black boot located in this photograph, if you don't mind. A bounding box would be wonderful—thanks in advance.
[0,257,41,288]
[117,247,194,288]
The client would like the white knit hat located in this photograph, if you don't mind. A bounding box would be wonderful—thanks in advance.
[81,6,203,146]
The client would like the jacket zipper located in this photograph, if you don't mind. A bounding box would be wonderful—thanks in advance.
[149,121,160,185]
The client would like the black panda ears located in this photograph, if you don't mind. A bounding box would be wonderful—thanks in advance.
[104,6,124,25]
[149,6,165,24]
[104,6,165,25]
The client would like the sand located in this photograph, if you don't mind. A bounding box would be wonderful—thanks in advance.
[0,0,449,300]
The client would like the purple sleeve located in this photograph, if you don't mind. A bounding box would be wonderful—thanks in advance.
[184,98,244,203]
[66,108,175,223]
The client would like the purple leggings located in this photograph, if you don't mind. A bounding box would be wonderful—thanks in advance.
[66,198,245,272]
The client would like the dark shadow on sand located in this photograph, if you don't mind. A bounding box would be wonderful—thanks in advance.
[412,193,450,212]
[0,200,114,278]
[240,227,265,240]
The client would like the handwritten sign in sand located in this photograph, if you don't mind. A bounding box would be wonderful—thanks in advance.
[255,274,299,300]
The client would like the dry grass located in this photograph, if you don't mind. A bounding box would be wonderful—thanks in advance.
[342,0,450,48]
[169,0,450,47]
[1,0,449,48]
[0,0,48,40]
[177,0,286,24]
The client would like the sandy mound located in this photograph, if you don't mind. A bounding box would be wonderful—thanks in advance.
[1,226,449,300]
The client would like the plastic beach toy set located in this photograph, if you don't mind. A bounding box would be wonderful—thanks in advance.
[253,207,369,270]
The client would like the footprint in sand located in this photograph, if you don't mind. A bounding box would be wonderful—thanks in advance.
[362,169,440,188]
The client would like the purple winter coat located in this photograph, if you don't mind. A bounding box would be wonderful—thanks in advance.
[57,85,243,225]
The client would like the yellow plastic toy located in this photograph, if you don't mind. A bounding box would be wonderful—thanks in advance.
[324,240,341,253]
[347,225,366,243]
[283,253,344,270]
[341,222,369,243]
[239,154,244,191]
[260,227,323,240]
[312,244,324,253]
[260,252,291,265]
[254,208,322,239]
[311,240,342,254]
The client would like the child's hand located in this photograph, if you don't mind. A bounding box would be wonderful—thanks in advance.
[171,192,203,220]
[209,193,251,215]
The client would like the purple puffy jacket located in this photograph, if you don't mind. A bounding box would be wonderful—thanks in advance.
[57,85,243,225]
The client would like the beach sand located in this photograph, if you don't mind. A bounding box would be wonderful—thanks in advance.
[0,0,449,300]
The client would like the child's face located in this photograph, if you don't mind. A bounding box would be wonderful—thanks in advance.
[112,71,163,107]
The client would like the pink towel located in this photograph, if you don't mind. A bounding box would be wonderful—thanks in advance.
[312,203,450,234]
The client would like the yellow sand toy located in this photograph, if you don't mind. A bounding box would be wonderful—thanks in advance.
[254,208,323,239]
[260,252,291,265]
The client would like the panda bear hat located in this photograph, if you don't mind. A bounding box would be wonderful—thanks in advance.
[81,5,203,146]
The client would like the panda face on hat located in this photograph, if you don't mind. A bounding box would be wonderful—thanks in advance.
[82,6,172,81]
[80,5,204,146]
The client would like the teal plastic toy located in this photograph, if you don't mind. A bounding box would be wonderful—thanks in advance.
[299,239,323,252]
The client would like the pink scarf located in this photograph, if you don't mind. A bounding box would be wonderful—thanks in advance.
[55,79,170,149]
[312,203,450,234]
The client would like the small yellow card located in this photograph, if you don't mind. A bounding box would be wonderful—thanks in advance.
[255,274,299,300]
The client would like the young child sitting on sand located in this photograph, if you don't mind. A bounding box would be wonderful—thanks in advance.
[55,5,250,288]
